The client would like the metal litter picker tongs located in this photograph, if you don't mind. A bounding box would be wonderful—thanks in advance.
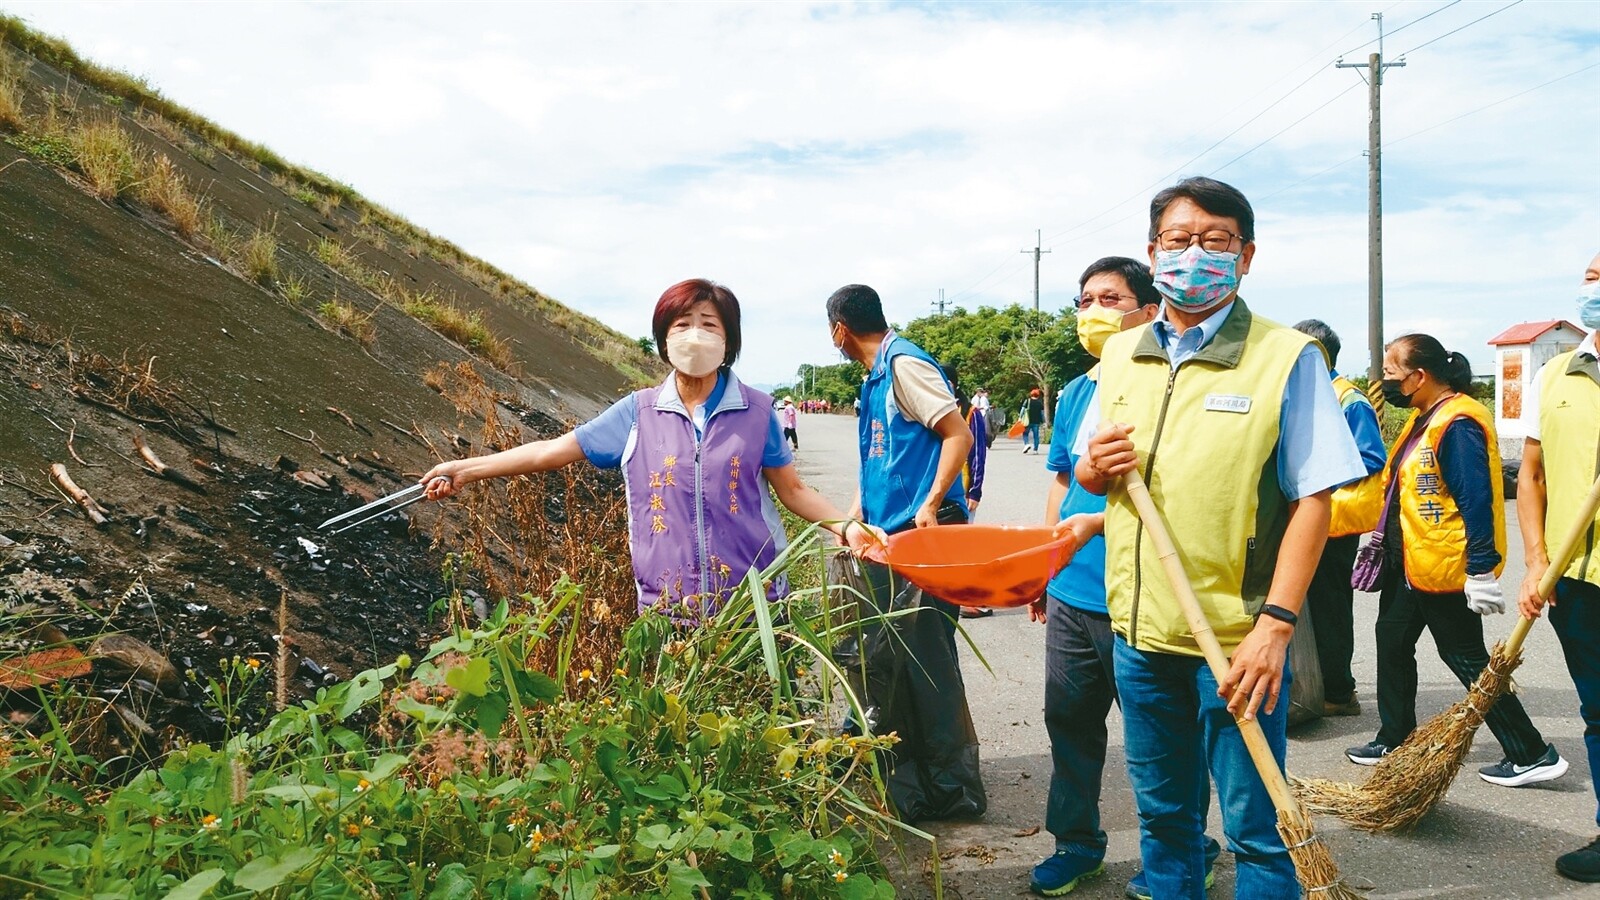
[318,483,430,534]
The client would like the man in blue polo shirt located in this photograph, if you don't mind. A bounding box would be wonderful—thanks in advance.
[1029,257,1220,898]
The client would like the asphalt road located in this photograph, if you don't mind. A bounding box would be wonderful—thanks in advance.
[789,412,1600,900]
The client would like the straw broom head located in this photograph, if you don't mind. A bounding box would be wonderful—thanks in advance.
[1294,637,1523,832]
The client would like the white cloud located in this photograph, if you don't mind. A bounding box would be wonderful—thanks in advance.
[3,0,1597,385]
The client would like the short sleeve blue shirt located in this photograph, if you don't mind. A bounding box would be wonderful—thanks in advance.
[574,373,794,470]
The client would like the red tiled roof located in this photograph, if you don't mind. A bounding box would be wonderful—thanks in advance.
[1487,320,1586,346]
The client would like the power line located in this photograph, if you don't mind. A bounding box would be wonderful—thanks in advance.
[1036,12,1383,248]
[1398,0,1523,55]
[1386,57,1600,145]
[1255,56,1599,202]
[1338,0,1459,57]
[1210,81,1363,175]
[945,254,1030,304]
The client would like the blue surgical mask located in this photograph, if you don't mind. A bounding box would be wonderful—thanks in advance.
[1152,245,1240,312]
[1580,281,1600,329]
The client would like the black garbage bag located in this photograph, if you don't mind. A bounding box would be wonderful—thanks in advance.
[830,555,987,823]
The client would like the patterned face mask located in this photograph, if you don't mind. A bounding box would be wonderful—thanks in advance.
[1152,244,1240,313]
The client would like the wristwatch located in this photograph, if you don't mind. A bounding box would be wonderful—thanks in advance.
[1258,604,1298,627]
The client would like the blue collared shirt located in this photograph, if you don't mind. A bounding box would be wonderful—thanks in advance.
[576,371,794,470]
[1073,302,1366,501]
[1331,369,1388,477]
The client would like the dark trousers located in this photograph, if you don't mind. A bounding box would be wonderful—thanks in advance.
[1374,577,1546,764]
[1307,534,1360,703]
[1043,601,1116,857]
[782,426,798,449]
[1550,577,1600,827]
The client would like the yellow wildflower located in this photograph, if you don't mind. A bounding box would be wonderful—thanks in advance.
[245,658,261,670]
[829,849,846,867]
[199,814,220,832]
[355,778,370,793]
[345,822,361,837]
[834,870,848,883]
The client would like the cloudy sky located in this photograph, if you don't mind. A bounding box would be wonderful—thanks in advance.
[6,1,1598,384]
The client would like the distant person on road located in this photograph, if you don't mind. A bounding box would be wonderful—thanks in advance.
[421,278,881,622]
[1030,255,1228,898]
[827,282,985,821]
[779,397,800,449]
[1516,249,1600,884]
[943,361,992,620]
[1022,388,1045,454]
[1292,319,1387,718]
[1345,334,1568,789]
[1076,177,1365,898]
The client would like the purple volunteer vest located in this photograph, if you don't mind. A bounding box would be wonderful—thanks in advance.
[624,372,788,621]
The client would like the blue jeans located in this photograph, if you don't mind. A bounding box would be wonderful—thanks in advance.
[1113,636,1296,900]
[1024,423,1041,451]
[1550,577,1600,827]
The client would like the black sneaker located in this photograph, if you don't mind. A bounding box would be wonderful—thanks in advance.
[1557,835,1600,882]
[1478,743,1569,787]
[1345,741,1391,766]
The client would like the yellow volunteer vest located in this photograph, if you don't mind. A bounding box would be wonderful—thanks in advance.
[1099,301,1309,657]
[1537,350,1600,585]
[1387,394,1506,592]
[1329,376,1384,537]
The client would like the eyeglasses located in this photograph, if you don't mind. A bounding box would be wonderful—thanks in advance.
[1155,228,1243,253]
[1075,293,1136,309]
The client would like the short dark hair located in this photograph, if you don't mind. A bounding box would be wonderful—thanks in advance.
[651,278,741,368]
[1293,319,1341,368]
[826,284,889,335]
[1079,256,1160,307]
[1149,176,1255,243]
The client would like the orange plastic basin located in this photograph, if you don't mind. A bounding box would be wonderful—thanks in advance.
[881,524,1076,609]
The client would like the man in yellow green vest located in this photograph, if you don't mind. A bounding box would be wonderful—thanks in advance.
[1516,249,1600,884]
[1074,177,1365,899]
[1293,319,1387,717]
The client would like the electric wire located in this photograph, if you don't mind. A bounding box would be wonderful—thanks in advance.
[1398,0,1523,56]
[1255,56,1598,202]
[1338,0,1459,58]
[1210,82,1363,175]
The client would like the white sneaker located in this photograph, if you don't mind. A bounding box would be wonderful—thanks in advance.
[1479,744,1568,787]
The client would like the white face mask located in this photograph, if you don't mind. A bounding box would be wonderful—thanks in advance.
[666,328,726,378]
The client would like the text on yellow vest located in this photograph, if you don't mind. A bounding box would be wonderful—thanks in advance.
[1099,301,1309,657]
[1385,394,1506,592]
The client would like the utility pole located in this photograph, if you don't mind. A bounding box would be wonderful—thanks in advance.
[1021,229,1050,312]
[1336,12,1405,386]
[930,288,947,317]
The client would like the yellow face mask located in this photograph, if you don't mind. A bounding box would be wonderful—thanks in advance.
[1076,303,1132,358]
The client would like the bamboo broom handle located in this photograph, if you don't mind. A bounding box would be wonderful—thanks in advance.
[1122,468,1299,813]
[1502,471,1600,660]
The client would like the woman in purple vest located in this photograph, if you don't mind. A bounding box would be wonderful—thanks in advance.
[420,278,881,622]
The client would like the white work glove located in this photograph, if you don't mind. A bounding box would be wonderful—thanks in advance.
[1464,572,1505,616]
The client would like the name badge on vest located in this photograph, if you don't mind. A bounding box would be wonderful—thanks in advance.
[1204,393,1252,414]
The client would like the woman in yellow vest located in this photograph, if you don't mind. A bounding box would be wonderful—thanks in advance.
[1345,334,1568,787]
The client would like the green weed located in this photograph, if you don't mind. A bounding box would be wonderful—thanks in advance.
[69,119,138,200]
[237,225,278,285]
[319,297,376,346]
[136,153,203,237]
[277,271,309,305]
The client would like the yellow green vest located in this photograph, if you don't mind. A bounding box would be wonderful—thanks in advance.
[1387,394,1506,592]
[1536,350,1600,584]
[1329,376,1384,537]
[1099,301,1310,657]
